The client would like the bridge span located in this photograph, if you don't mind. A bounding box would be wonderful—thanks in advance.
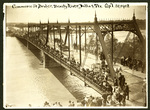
[11,12,145,97]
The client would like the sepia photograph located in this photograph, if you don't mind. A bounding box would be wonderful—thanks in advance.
[4,2,148,108]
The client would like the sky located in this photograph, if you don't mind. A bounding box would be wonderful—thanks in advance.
[4,3,147,23]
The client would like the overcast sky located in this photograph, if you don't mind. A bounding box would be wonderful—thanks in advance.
[5,3,147,23]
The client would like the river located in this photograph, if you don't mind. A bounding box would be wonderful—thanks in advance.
[4,37,101,108]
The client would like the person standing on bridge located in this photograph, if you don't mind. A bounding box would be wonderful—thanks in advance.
[120,75,126,89]
[101,59,105,70]
[118,72,125,89]
[113,77,118,86]
[123,83,129,100]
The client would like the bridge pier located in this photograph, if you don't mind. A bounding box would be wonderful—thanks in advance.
[42,51,61,68]
[17,37,27,46]
[26,42,60,68]
[27,41,29,49]
[27,41,39,51]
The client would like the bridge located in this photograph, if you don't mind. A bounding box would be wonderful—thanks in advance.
[10,12,145,95]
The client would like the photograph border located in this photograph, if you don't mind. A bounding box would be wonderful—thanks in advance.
[1,1,150,109]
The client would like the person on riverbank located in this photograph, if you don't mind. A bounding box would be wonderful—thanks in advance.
[44,101,50,107]
[57,102,62,107]
[68,100,75,107]
[76,100,83,107]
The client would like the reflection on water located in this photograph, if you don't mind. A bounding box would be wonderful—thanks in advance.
[48,67,101,100]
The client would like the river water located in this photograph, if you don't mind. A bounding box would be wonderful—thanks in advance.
[4,37,101,108]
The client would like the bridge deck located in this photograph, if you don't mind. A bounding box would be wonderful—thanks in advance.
[16,35,146,106]
[17,36,112,95]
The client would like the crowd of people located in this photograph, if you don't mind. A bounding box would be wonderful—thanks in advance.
[27,91,127,107]
[27,88,128,107]
[27,36,132,106]
[120,56,145,73]
[34,41,130,107]
[49,49,130,106]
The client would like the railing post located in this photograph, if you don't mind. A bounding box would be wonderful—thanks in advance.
[27,23,29,48]
[46,21,49,45]
[53,25,55,50]
[76,25,78,52]
[79,26,81,66]
[27,23,29,40]
[85,26,86,54]
[96,33,98,63]
[111,23,114,64]
[59,26,62,55]
[68,25,70,60]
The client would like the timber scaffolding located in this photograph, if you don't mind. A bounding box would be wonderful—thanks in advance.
[14,12,146,95]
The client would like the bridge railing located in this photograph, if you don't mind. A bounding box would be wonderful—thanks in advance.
[16,34,131,106]
[16,32,117,93]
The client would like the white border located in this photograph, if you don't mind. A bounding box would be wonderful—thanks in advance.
[3,2,148,109]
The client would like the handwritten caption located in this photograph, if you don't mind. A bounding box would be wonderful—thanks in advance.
[12,3,130,9]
